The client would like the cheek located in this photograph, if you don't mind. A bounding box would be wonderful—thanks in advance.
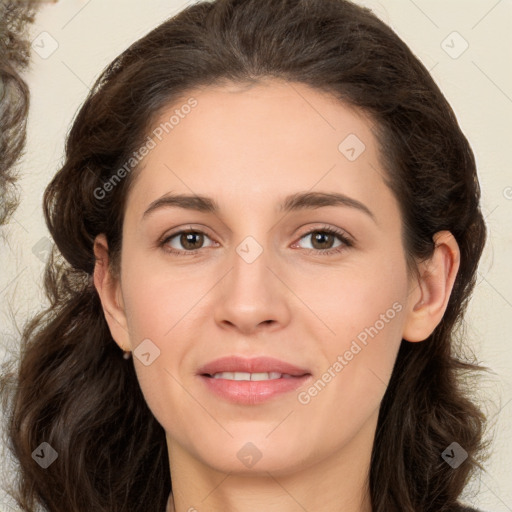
[120,255,213,341]
[300,247,408,348]
[295,248,408,411]
[119,260,204,427]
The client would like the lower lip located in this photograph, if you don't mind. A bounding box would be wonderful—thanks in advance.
[199,374,311,404]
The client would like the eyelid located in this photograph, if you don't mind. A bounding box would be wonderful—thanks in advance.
[158,224,217,247]
[295,223,354,244]
[292,224,354,255]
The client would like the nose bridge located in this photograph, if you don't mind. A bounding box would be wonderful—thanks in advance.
[229,231,274,300]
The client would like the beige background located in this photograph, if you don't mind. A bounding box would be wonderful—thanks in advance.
[1,1,511,511]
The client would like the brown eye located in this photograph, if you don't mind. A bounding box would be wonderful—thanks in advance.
[308,231,337,250]
[296,227,352,255]
[162,229,216,254]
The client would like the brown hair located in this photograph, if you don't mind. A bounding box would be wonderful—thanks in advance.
[1,0,490,511]
[0,0,37,225]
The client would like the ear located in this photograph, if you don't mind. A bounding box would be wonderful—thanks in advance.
[93,234,131,352]
[402,231,460,342]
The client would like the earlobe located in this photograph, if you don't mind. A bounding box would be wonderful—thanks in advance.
[402,231,460,342]
[93,234,131,351]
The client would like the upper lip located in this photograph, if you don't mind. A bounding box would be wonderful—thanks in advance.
[198,356,311,377]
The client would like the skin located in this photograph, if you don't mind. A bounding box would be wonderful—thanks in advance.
[94,78,460,512]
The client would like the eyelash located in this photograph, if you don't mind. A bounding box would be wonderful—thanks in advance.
[159,224,353,257]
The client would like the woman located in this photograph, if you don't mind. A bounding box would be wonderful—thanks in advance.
[1,0,490,511]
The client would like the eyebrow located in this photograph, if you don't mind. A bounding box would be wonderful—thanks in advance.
[142,191,376,222]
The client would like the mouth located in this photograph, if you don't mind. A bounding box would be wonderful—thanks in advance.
[197,356,312,404]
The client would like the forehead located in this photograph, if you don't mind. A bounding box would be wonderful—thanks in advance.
[125,79,396,224]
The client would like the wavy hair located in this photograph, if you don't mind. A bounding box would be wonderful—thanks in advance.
[0,0,37,225]
[1,0,490,511]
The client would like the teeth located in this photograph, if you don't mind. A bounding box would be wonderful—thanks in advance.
[252,372,282,381]
[211,371,285,381]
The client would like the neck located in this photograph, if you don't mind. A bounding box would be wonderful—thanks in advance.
[165,413,376,512]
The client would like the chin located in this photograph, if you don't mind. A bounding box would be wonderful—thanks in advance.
[193,437,317,477]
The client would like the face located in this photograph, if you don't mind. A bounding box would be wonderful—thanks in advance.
[101,79,418,476]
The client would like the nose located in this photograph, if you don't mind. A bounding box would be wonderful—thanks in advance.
[213,239,291,336]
